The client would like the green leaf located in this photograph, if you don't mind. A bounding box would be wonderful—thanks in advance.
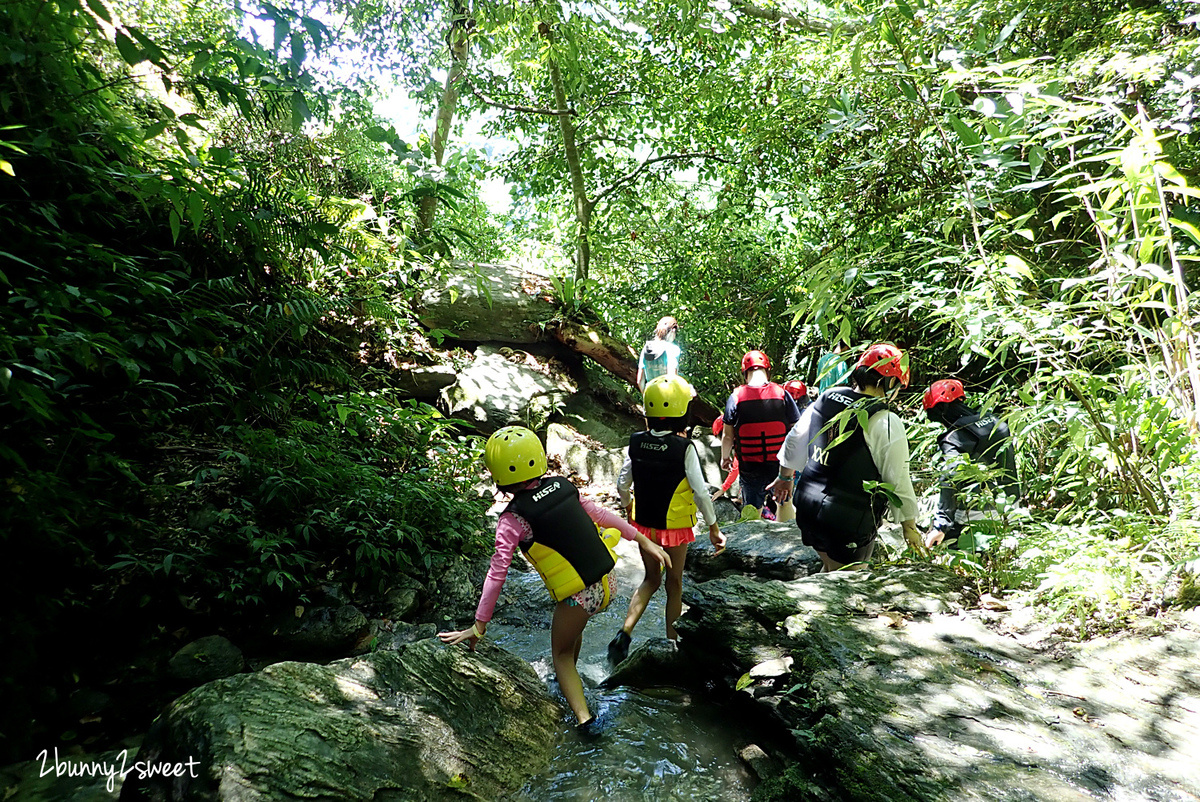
[169,210,181,243]
[114,31,144,65]
[290,91,311,127]
[290,33,306,67]
[735,672,754,691]
[948,115,980,148]
[1004,254,1033,279]
[142,120,168,141]
[850,43,862,76]
[84,0,112,23]
[0,160,12,177]
[188,191,204,234]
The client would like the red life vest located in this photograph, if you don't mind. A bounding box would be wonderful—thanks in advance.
[730,383,792,464]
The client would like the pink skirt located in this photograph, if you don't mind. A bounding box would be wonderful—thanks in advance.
[633,520,696,548]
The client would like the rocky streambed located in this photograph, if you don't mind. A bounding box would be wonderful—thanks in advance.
[5,519,1199,801]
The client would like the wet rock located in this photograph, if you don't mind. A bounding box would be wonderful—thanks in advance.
[384,575,423,621]
[374,622,439,650]
[167,636,244,685]
[273,604,367,655]
[709,496,741,524]
[687,519,822,582]
[416,261,555,344]
[2,746,138,800]
[120,640,560,802]
[424,559,479,623]
[600,637,690,690]
[679,568,1200,802]
[738,743,780,781]
[441,346,569,434]
[483,564,553,629]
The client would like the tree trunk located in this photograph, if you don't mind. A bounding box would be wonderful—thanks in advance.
[417,4,471,238]
[544,35,592,282]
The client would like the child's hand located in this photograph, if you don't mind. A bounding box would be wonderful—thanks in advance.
[636,534,672,570]
[709,523,726,555]
[710,488,724,501]
[438,621,485,652]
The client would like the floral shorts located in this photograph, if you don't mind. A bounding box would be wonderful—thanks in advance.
[566,572,616,616]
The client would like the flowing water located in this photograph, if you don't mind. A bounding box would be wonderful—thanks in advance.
[484,539,759,801]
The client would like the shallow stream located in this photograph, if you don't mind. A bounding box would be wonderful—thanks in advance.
[485,539,760,801]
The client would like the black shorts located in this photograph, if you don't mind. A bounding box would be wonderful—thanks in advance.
[800,527,877,566]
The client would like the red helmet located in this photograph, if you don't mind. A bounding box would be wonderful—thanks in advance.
[783,380,807,401]
[741,350,771,373]
[923,379,965,410]
[711,417,724,437]
[854,343,910,387]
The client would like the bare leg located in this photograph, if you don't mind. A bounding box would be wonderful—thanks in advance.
[663,543,689,640]
[620,543,663,636]
[818,541,876,573]
[551,600,592,724]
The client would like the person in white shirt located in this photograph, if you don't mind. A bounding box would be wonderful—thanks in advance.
[769,343,924,572]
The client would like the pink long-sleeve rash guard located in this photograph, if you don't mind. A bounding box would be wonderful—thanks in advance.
[474,496,638,623]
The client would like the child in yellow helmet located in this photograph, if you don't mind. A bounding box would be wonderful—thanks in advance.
[439,426,670,732]
[608,375,725,664]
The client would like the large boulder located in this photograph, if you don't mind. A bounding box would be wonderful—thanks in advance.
[687,519,822,581]
[416,262,555,344]
[440,346,571,434]
[545,423,626,489]
[272,604,368,656]
[167,636,244,685]
[120,639,560,802]
[677,569,1200,801]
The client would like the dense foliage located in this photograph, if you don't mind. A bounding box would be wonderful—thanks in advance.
[0,0,493,760]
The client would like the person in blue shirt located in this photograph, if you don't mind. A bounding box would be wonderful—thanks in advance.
[636,316,681,392]
[815,338,852,393]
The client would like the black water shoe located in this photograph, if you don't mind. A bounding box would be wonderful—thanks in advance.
[607,630,631,664]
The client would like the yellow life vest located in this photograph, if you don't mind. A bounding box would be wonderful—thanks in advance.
[524,527,621,602]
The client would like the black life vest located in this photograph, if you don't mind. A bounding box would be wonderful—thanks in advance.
[796,389,889,540]
[940,414,1020,500]
[730,383,792,464]
[505,476,616,601]
[629,431,697,530]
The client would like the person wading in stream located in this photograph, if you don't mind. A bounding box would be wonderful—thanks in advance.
[770,343,924,572]
[439,426,670,734]
[922,379,1021,550]
[608,375,725,664]
[720,350,800,520]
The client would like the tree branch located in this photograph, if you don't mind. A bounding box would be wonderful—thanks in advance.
[592,152,737,208]
[729,0,860,35]
[464,80,576,116]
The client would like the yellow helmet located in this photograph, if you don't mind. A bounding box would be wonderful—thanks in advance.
[643,375,692,418]
[484,426,547,484]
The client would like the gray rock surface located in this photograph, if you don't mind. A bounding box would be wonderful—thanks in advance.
[416,262,555,344]
[687,518,822,581]
[601,637,689,690]
[676,568,1200,802]
[440,346,570,434]
[167,636,244,685]
[546,422,626,488]
[120,640,560,802]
